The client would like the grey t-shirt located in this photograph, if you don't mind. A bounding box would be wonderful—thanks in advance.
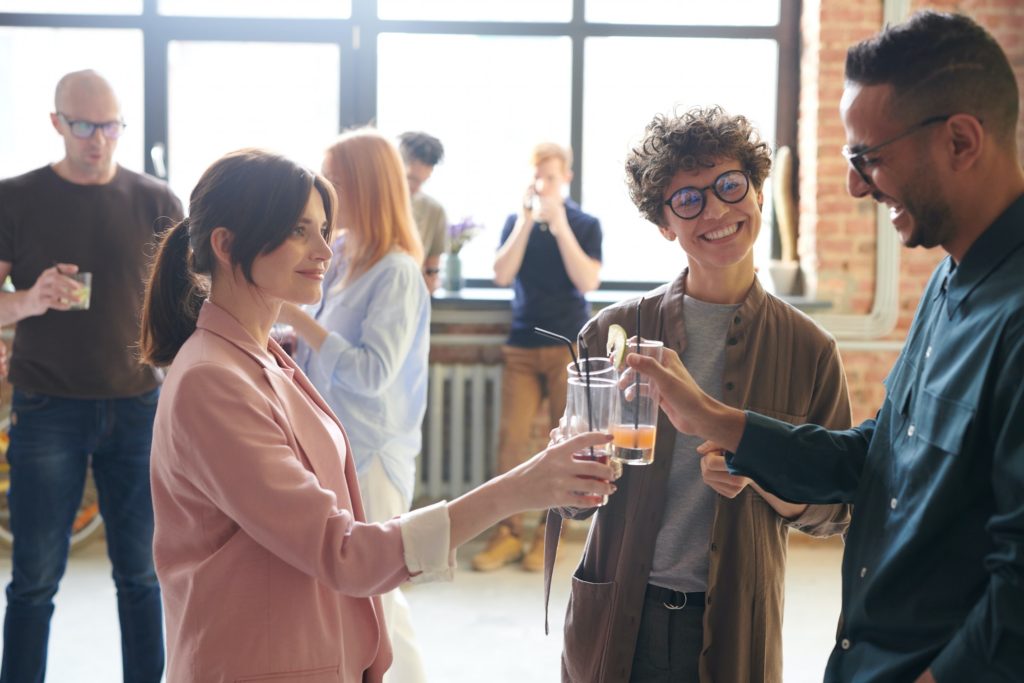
[648,295,740,593]
[411,192,447,259]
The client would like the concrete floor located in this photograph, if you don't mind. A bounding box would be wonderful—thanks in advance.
[0,525,843,682]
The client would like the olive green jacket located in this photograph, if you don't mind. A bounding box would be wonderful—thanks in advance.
[549,270,853,683]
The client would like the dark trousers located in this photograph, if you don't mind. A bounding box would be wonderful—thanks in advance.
[1,389,164,683]
[630,586,706,683]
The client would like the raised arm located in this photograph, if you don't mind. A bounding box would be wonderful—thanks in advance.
[543,199,601,293]
[493,190,535,286]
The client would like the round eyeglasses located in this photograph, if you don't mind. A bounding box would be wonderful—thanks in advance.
[57,112,127,140]
[663,170,750,220]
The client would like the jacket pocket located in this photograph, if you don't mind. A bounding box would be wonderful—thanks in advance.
[915,388,974,454]
[563,574,617,682]
[235,664,339,682]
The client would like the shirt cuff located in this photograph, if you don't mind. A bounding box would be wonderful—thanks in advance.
[400,500,456,584]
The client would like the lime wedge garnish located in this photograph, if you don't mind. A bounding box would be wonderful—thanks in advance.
[607,323,627,370]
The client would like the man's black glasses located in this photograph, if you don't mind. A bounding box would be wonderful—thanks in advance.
[57,112,127,140]
[663,170,750,220]
[841,115,951,186]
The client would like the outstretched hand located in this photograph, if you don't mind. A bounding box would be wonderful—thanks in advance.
[626,348,746,452]
[625,347,706,435]
[507,431,618,510]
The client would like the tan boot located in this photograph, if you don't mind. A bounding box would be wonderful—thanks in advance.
[471,525,523,572]
[521,523,548,572]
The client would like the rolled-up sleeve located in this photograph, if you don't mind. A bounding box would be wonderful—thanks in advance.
[400,501,456,584]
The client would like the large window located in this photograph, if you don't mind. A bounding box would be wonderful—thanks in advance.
[582,36,779,282]
[0,0,795,288]
[167,40,340,203]
[0,27,144,179]
[377,33,572,278]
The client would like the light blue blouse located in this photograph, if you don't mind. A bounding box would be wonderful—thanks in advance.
[296,239,430,506]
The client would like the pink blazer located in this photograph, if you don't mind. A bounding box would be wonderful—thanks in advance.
[151,301,410,683]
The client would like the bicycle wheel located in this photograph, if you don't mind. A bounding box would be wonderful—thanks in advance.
[0,426,105,552]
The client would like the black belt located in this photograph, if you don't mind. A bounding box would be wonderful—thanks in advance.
[645,584,706,610]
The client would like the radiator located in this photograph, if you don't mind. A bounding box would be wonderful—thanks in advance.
[418,363,503,500]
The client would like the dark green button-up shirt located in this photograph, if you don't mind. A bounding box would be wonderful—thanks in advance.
[730,194,1024,682]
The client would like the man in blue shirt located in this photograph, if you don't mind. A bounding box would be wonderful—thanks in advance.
[628,11,1023,683]
[474,142,602,572]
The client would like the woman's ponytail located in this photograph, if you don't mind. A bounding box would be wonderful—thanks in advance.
[139,217,206,367]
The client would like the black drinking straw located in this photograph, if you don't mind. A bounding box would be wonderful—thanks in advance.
[581,342,596,459]
[633,298,645,440]
[533,327,580,374]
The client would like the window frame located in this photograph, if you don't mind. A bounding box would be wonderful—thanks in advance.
[0,0,799,289]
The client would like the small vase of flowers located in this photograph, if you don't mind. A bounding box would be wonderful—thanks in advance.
[444,216,483,292]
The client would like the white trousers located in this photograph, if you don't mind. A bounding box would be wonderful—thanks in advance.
[358,457,428,683]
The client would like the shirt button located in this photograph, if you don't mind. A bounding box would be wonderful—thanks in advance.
[890,498,898,510]
[733,316,741,325]
[841,638,851,650]
[724,382,734,391]
[925,346,932,358]
[727,337,738,346]
[711,543,718,552]
[859,567,867,578]
[907,425,915,437]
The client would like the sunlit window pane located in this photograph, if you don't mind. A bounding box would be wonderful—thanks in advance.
[586,0,779,26]
[0,0,141,13]
[377,34,571,280]
[378,0,570,23]
[159,0,350,19]
[167,41,340,204]
[0,27,144,180]
[582,37,778,283]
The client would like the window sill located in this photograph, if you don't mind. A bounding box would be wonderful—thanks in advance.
[431,283,832,326]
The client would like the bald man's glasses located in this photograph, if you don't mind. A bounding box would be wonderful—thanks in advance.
[57,113,126,140]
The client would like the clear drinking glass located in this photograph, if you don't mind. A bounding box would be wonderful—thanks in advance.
[563,357,619,505]
[613,339,663,465]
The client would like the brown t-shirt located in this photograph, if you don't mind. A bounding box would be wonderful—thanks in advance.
[0,165,183,398]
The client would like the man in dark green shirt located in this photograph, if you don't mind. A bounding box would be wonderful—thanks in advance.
[628,11,1024,683]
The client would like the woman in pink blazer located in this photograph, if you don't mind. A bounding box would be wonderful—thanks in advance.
[139,148,616,683]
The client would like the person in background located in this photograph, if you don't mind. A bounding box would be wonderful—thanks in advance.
[0,69,182,683]
[551,107,852,683]
[399,131,447,293]
[475,142,602,573]
[629,11,1024,682]
[140,147,617,682]
[279,128,430,683]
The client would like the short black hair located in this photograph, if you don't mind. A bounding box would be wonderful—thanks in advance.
[845,11,1018,142]
[398,131,445,167]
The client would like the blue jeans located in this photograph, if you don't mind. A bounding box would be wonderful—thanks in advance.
[1,389,163,683]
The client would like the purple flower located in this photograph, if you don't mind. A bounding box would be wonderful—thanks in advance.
[447,216,483,254]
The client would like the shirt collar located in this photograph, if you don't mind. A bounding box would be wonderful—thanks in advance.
[946,193,1024,317]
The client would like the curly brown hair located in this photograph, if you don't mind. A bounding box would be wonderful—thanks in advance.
[625,106,772,227]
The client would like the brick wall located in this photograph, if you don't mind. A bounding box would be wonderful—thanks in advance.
[801,0,1024,423]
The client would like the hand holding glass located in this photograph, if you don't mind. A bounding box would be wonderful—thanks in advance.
[563,358,619,505]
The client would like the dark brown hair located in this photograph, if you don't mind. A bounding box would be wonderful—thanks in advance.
[845,11,1018,143]
[625,106,771,227]
[398,131,445,167]
[140,148,335,366]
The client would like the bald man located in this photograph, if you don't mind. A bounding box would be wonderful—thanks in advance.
[0,70,181,682]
